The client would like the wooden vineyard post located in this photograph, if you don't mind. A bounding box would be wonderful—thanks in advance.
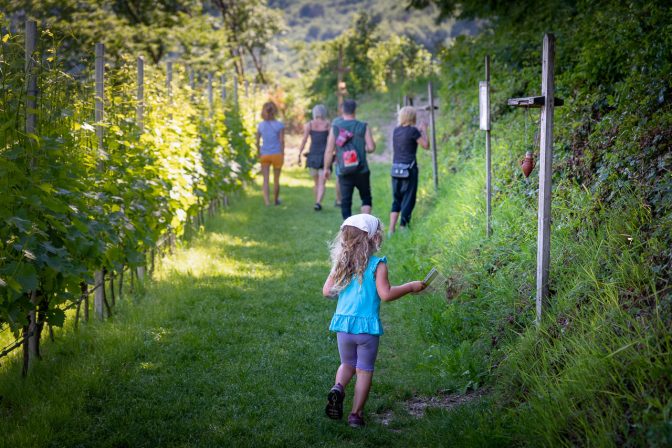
[94,43,106,320]
[167,61,173,103]
[25,20,39,373]
[95,43,105,163]
[189,66,195,101]
[136,57,147,283]
[480,55,492,237]
[137,56,144,132]
[208,73,214,118]
[25,20,37,147]
[233,75,238,106]
[220,74,226,103]
[507,34,562,325]
[428,80,439,192]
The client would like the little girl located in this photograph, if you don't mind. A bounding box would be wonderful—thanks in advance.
[322,214,426,427]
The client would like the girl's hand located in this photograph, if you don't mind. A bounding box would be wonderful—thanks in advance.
[410,281,427,294]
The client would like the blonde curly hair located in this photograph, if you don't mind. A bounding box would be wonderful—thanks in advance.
[328,222,383,294]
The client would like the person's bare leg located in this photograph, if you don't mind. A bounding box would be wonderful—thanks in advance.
[361,205,371,214]
[389,212,399,234]
[261,164,270,206]
[351,369,373,416]
[273,167,281,204]
[312,174,319,202]
[335,363,356,389]
[317,172,326,205]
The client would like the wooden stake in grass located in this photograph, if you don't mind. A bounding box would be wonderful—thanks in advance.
[94,42,106,321]
[428,80,439,192]
[24,20,39,373]
[94,269,105,320]
[25,20,37,161]
[507,34,562,325]
[535,34,557,324]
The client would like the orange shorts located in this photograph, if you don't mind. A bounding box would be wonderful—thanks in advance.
[260,153,284,169]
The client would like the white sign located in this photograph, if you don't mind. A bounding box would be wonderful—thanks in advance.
[479,81,490,131]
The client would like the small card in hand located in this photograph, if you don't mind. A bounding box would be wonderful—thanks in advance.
[422,267,438,286]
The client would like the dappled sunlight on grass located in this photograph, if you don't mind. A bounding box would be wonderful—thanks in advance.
[157,246,278,281]
[250,166,316,189]
[204,232,264,248]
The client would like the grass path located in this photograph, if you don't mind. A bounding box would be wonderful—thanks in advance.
[0,168,490,447]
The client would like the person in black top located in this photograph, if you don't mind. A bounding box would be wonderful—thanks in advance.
[389,106,429,234]
[298,104,331,211]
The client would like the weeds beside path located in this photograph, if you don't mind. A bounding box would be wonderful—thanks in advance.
[0,166,492,447]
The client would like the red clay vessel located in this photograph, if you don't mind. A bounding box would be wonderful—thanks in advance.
[521,151,535,178]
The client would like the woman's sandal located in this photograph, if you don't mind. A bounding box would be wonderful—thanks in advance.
[325,385,344,420]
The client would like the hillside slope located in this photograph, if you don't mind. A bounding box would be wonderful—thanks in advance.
[384,1,672,445]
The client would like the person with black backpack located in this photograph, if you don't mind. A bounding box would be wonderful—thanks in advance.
[324,99,376,220]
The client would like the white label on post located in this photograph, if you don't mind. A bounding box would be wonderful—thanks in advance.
[479,81,490,131]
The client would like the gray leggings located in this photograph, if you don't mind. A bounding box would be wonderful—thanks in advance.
[337,332,380,372]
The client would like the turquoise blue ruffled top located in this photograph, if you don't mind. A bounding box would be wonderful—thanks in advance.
[329,256,386,335]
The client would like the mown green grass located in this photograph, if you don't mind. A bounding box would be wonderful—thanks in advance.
[0,159,500,447]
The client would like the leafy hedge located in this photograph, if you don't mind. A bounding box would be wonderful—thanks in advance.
[0,20,254,338]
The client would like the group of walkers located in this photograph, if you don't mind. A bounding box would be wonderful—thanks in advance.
[256,97,431,428]
[256,98,429,233]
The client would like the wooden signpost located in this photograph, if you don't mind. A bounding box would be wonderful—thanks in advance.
[507,34,563,325]
[336,45,349,113]
[480,55,492,237]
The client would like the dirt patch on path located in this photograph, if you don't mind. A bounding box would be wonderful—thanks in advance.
[374,388,488,428]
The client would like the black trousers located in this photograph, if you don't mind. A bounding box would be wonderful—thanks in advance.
[390,165,418,227]
[338,171,372,220]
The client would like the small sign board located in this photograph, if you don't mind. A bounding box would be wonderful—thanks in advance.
[479,81,490,130]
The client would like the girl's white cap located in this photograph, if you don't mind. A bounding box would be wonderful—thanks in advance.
[341,214,381,239]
